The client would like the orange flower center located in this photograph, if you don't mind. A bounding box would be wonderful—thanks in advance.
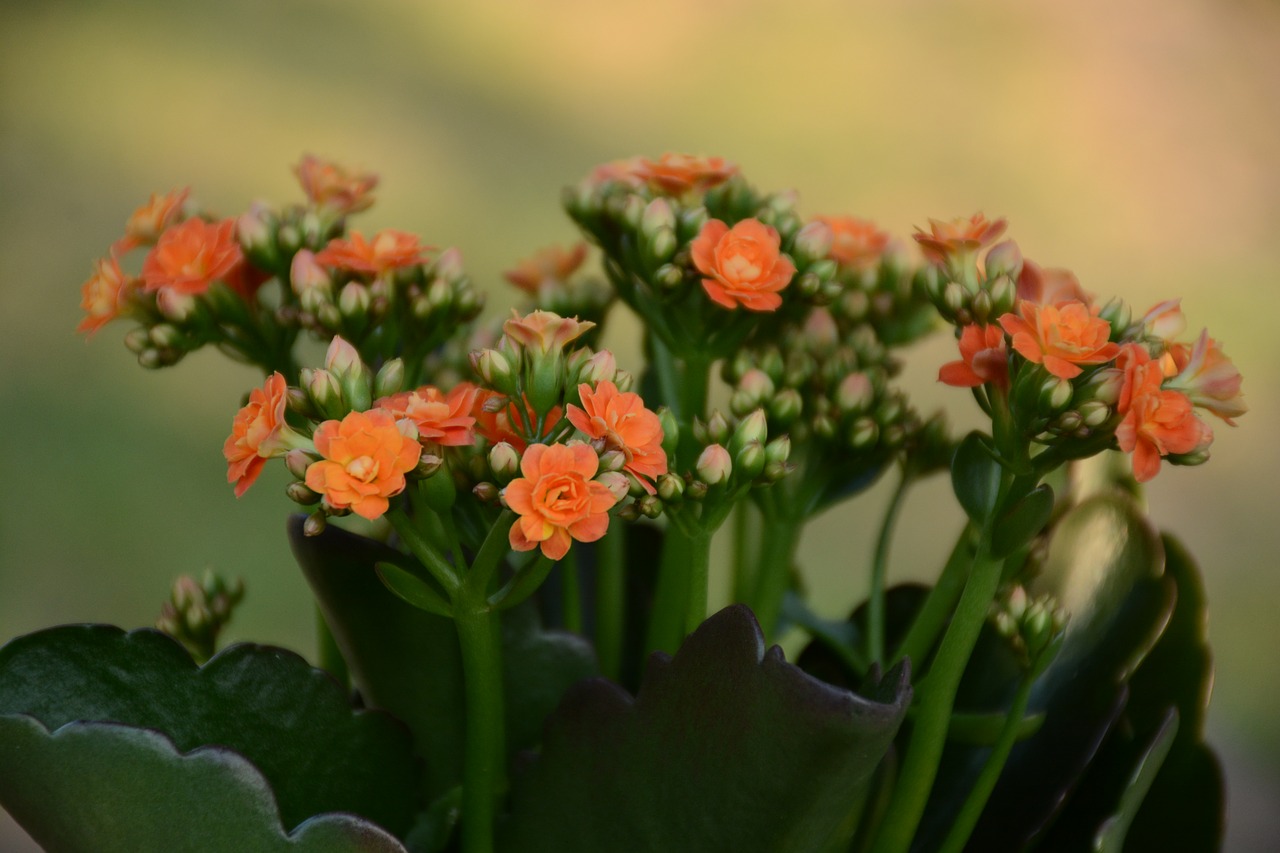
[347,455,378,482]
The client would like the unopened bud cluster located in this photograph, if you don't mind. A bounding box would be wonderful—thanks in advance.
[155,570,246,664]
[991,585,1067,670]
[921,239,1021,327]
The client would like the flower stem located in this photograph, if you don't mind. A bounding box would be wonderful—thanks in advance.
[683,527,715,637]
[868,472,913,667]
[891,524,974,669]
[314,604,348,689]
[644,522,692,655]
[454,602,503,853]
[749,490,802,640]
[594,524,626,681]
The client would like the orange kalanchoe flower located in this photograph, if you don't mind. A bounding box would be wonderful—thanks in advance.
[294,155,378,215]
[503,243,588,294]
[999,299,1120,380]
[567,380,667,493]
[315,230,430,275]
[816,216,891,270]
[471,389,560,452]
[77,256,135,336]
[913,213,1007,266]
[305,409,422,520]
[588,156,647,187]
[112,188,190,255]
[1015,260,1091,306]
[141,217,244,296]
[1164,330,1246,425]
[504,442,618,560]
[634,153,738,196]
[691,218,796,312]
[938,325,1009,389]
[1114,343,1212,482]
[503,309,595,353]
[224,372,292,498]
[378,382,479,447]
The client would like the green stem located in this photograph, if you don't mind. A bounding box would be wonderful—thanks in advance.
[683,527,714,637]
[386,508,461,594]
[454,603,503,853]
[314,604,349,689]
[750,491,802,641]
[731,500,758,604]
[594,524,626,681]
[560,548,582,635]
[644,522,692,655]
[868,472,912,667]
[892,523,974,669]
[935,671,1037,853]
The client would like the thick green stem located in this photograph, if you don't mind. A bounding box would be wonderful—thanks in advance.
[594,525,626,681]
[731,500,759,604]
[892,524,974,669]
[644,523,692,655]
[314,604,349,689]
[750,494,802,641]
[868,473,912,667]
[454,603,503,853]
[683,527,715,637]
[935,671,1037,853]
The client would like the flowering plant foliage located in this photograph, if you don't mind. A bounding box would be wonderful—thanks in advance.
[0,155,1240,853]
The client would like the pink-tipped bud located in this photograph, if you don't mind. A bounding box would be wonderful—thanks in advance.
[1142,299,1185,342]
[793,220,834,265]
[696,444,732,485]
[473,482,500,503]
[836,372,875,415]
[284,449,314,480]
[598,471,631,502]
[641,198,676,237]
[706,410,731,445]
[489,442,520,482]
[656,473,685,502]
[984,240,1023,281]
[324,336,362,376]
[291,249,331,294]
[580,350,618,386]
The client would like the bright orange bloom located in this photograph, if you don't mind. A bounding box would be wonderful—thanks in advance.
[377,382,479,447]
[503,243,588,293]
[999,300,1120,380]
[1116,343,1162,416]
[503,310,595,353]
[224,372,290,498]
[112,188,189,255]
[141,217,244,296]
[471,389,560,453]
[294,155,378,214]
[913,213,1007,266]
[1015,260,1090,306]
[305,409,422,520]
[938,325,1009,389]
[816,216,890,270]
[1165,330,1246,424]
[634,153,738,195]
[314,230,430,275]
[691,218,796,312]
[1117,388,1212,483]
[567,380,667,493]
[77,256,135,335]
[504,443,617,560]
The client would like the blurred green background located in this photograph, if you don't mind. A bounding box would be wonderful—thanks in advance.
[2,0,1277,848]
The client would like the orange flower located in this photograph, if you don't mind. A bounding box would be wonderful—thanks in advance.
[588,156,647,187]
[1165,330,1246,424]
[314,230,430,275]
[377,382,479,447]
[913,213,1007,266]
[224,372,290,498]
[1117,388,1212,483]
[1015,260,1090,306]
[471,389,560,452]
[816,216,890,270]
[938,325,1009,389]
[112,188,189,255]
[634,153,738,195]
[141,217,244,296]
[503,243,588,293]
[690,218,796,312]
[503,443,617,560]
[503,309,595,353]
[1115,343,1162,416]
[294,154,378,214]
[77,256,135,335]
[567,380,667,493]
[999,300,1120,380]
[305,409,422,520]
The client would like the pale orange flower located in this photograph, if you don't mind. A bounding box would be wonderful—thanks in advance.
[471,389,560,453]
[503,310,595,353]
[1015,260,1091,306]
[305,409,422,520]
[1117,388,1212,483]
[141,217,244,296]
[588,156,647,187]
[1142,299,1186,342]
[1165,330,1246,424]
[1116,343,1163,416]
[314,230,430,275]
[913,213,1007,266]
[77,256,135,335]
[224,372,290,498]
[690,218,796,312]
[294,155,378,214]
[999,300,1120,380]
[567,380,667,493]
[503,443,617,560]
[377,382,479,447]
[112,188,190,255]
[503,243,588,294]
[634,153,738,195]
[938,325,1009,389]
[816,216,890,270]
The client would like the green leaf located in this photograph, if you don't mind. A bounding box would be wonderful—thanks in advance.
[0,624,419,837]
[288,515,597,804]
[0,715,407,853]
[951,431,1000,522]
[500,605,912,853]
[1094,709,1180,853]
[991,483,1053,558]
[375,561,454,617]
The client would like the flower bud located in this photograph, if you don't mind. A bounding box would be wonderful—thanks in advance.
[580,349,618,386]
[836,372,875,415]
[339,282,371,325]
[613,370,634,393]
[1041,377,1073,412]
[148,324,184,350]
[792,221,833,266]
[473,482,500,503]
[659,408,679,456]
[621,194,645,229]
[471,348,519,396]
[656,473,685,503]
[731,409,768,454]
[616,503,641,522]
[696,444,732,485]
[157,290,199,322]
[284,449,314,480]
[303,510,327,537]
[638,494,664,519]
[768,388,802,426]
[1097,297,1132,337]
[731,369,775,416]
[489,442,520,483]
[763,460,789,483]
[988,273,1018,317]
[735,441,766,480]
[685,479,709,501]
[942,281,966,318]
[237,201,277,254]
[984,240,1023,281]
[654,263,685,290]
[764,435,791,466]
[678,206,709,242]
[794,271,822,299]
[372,359,405,400]
[803,308,840,354]
[705,410,731,445]
[291,249,331,295]
[123,327,150,353]
[848,417,879,449]
[1077,400,1112,428]
[285,481,321,505]
[593,471,629,502]
[416,453,445,478]
[307,369,344,418]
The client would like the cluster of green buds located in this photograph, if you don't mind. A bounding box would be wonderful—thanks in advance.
[155,571,246,664]
[1010,362,1125,446]
[991,584,1068,671]
[916,215,1021,327]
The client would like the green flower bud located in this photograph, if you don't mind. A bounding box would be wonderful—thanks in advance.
[795,271,821,298]
[705,410,731,445]
[836,372,875,415]
[638,494,664,519]
[659,408,679,456]
[489,442,521,483]
[678,206,709,242]
[598,449,627,472]
[735,441,766,480]
[792,220,833,266]
[984,240,1023,281]
[286,481,321,505]
[764,435,791,466]
[339,282,371,325]
[284,449,314,480]
[1041,376,1073,412]
[848,417,879,449]
[654,263,685,290]
[471,348,519,396]
[374,359,406,400]
[657,473,685,503]
[1077,400,1112,428]
[988,273,1018,317]
[731,409,768,455]
[473,482,500,503]
[303,510,327,537]
[942,281,966,317]
[696,444,732,485]
[768,388,803,427]
[123,327,150,353]
[759,347,785,384]
[685,479,709,501]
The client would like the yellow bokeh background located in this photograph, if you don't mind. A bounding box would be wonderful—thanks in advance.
[2,1,1277,848]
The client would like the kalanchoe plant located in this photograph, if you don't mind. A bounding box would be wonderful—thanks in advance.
[0,154,1242,852]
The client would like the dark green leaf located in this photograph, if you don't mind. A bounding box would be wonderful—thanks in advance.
[375,561,453,617]
[500,605,912,853]
[0,625,418,836]
[0,715,407,853]
[951,431,1000,522]
[990,483,1053,558]
[1095,709,1180,853]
